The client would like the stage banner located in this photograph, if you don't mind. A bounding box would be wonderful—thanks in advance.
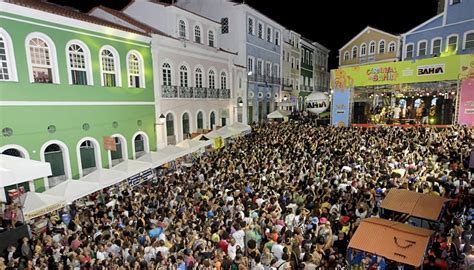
[458,79,474,126]
[331,88,351,127]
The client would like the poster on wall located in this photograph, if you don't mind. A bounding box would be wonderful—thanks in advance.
[331,88,351,127]
[458,79,474,127]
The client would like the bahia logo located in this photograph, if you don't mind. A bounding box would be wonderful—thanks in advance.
[417,64,445,76]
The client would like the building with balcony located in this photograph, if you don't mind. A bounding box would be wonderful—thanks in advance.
[312,41,330,93]
[91,1,237,146]
[338,26,400,67]
[281,30,301,111]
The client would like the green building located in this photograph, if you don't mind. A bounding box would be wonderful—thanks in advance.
[299,38,315,108]
[0,0,157,201]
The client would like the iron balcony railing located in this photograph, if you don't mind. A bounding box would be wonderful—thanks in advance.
[162,85,230,99]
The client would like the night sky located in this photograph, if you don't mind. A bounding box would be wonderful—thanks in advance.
[48,0,439,69]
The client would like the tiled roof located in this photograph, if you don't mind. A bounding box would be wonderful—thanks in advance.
[349,217,434,267]
[90,5,170,37]
[4,0,150,37]
[381,189,449,221]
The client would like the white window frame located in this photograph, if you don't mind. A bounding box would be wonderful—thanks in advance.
[126,50,145,88]
[194,24,202,44]
[25,32,60,84]
[265,61,272,77]
[65,40,93,86]
[352,46,358,59]
[179,64,189,87]
[0,27,18,81]
[368,41,376,55]
[360,43,367,56]
[99,45,121,87]
[417,40,428,56]
[220,70,227,89]
[247,56,255,73]
[208,68,216,89]
[462,30,474,50]
[257,22,264,39]
[275,30,280,46]
[194,66,203,88]
[178,19,188,39]
[290,56,295,69]
[344,51,350,61]
[431,37,442,55]
[405,43,414,59]
[446,34,459,52]
[266,26,273,43]
[208,30,215,47]
[248,16,255,35]
[274,64,280,78]
[388,41,396,53]
[378,39,386,54]
[450,0,461,4]
[162,62,172,86]
[257,59,264,75]
[296,59,300,70]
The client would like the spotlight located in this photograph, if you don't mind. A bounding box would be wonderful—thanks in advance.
[451,91,455,95]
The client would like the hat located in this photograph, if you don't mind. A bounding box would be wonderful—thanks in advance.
[311,217,319,225]
[319,217,328,224]
[340,216,350,225]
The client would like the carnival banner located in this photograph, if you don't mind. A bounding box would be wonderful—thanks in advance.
[458,79,474,126]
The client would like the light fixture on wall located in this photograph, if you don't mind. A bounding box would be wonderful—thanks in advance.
[158,114,166,125]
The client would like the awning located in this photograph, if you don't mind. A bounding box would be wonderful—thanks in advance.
[110,160,152,178]
[20,192,65,221]
[226,122,251,134]
[176,139,209,153]
[349,217,434,267]
[267,109,290,119]
[80,168,128,190]
[0,154,52,188]
[43,180,100,203]
[381,189,449,221]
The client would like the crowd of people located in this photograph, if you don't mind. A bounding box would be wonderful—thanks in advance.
[1,121,474,270]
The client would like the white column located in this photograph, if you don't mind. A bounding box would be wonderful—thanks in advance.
[156,123,166,149]
[29,181,35,192]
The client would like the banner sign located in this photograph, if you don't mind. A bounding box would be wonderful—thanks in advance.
[103,136,116,151]
[128,173,142,187]
[458,79,474,126]
[331,88,351,127]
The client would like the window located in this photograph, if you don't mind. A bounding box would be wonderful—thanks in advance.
[179,20,186,38]
[128,52,144,88]
[208,70,215,89]
[182,113,190,136]
[352,46,358,59]
[306,51,309,63]
[431,38,442,55]
[221,17,229,34]
[379,40,385,54]
[447,35,458,51]
[360,43,367,56]
[162,63,171,86]
[247,57,254,73]
[248,17,255,35]
[166,113,174,137]
[67,43,89,85]
[344,51,350,61]
[290,57,294,69]
[208,30,215,47]
[265,62,271,77]
[220,72,227,89]
[194,25,201,43]
[464,31,474,49]
[418,41,427,56]
[257,59,263,75]
[451,0,461,4]
[274,64,279,78]
[0,29,16,81]
[258,22,263,39]
[369,41,376,55]
[275,31,280,46]
[405,44,414,59]
[195,68,203,88]
[179,65,188,87]
[296,59,300,70]
[28,37,55,83]
[266,27,272,42]
[388,42,396,52]
[100,48,119,87]
[197,111,203,129]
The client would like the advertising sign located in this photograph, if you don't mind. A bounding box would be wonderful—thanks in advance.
[103,136,116,151]
[458,79,474,126]
[331,88,351,127]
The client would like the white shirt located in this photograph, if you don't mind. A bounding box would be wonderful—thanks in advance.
[232,230,245,249]
[96,251,106,261]
[393,107,401,119]
[156,246,169,257]
[227,244,237,260]
[271,243,284,260]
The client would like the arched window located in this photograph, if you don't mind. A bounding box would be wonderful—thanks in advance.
[2,148,23,157]
[179,65,188,87]
[182,113,190,137]
[134,135,145,158]
[352,46,358,59]
[344,51,350,61]
[100,48,119,87]
[194,25,201,43]
[67,42,90,85]
[208,30,215,47]
[369,41,376,55]
[127,52,144,88]
[110,137,124,166]
[44,144,66,185]
[220,72,227,89]
[197,111,203,129]
[79,140,97,175]
[210,111,216,129]
[28,37,55,83]
[195,68,203,88]
[388,42,396,52]
[166,113,174,137]
[208,70,215,89]
[379,40,385,54]
[0,29,17,81]
[360,43,367,56]
[162,63,172,86]
[179,20,186,38]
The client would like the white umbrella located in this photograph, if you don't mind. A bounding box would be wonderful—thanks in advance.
[44,180,100,203]
[0,154,52,188]
[20,192,65,220]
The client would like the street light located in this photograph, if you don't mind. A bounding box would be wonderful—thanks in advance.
[158,114,166,124]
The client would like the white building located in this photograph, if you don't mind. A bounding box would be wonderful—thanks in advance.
[91,2,241,147]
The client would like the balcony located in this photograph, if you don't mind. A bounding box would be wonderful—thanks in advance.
[282,83,293,91]
[300,85,314,92]
[247,74,281,85]
[162,86,230,99]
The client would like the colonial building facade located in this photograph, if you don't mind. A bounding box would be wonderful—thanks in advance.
[0,0,156,201]
[281,30,301,111]
[312,41,330,93]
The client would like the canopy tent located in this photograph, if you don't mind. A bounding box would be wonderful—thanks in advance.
[0,154,52,188]
[205,127,234,139]
[80,169,128,190]
[176,139,210,153]
[348,217,434,267]
[381,189,449,222]
[43,180,100,203]
[226,122,251,134]
[19,192,65,221]
[267,109,290,119]
[160,145,189,160]
[109,160,152,178]
[192,134,210,142]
